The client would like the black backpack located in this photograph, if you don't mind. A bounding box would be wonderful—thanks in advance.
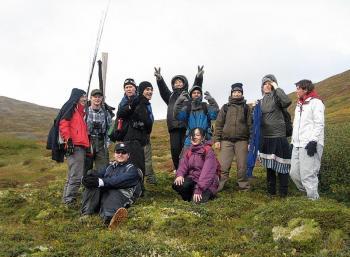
[274,94,293,137]
[281,108,293,137]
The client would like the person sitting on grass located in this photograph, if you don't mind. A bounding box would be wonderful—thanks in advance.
[173,127,219,203]
[80,142,143,229]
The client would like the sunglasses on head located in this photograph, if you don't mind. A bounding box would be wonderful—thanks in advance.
[115,150,128,155]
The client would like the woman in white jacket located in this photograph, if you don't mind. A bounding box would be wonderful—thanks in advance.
[290,79,325,200]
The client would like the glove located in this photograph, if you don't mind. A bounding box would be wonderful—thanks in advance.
[305,141,317,157]
[178,91,189,102]
[65,138,74,156]
[204,91,213,101]
[196,65,204,78]
[82,175,99,188]
[271,82,279,89]
[154,67,162,80]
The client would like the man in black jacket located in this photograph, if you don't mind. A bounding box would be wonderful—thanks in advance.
[81,142,143,229]
[119,81,154,192]
[154,66,204,171]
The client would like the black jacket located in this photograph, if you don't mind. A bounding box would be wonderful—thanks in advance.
[123,95,154,146]
[156,74,203,132]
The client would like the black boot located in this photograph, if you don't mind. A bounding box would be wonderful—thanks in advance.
[278,173,289,197]
[267,168,276,195]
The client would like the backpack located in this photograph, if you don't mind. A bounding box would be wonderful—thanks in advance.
[108,118,129,142]
[185,145,221,179]
[281,108,293,137]
[273,94,293,137]
[222,103,249,123]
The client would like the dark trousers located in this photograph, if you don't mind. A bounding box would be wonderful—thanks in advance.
[267,168,289,197]
[169,128,186,170]
[125,140,145,193]
[172,177,214,203]
[81,187,130,222]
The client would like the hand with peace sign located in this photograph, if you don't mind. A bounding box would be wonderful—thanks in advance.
[196,65,204,78]
[154,67,162,80]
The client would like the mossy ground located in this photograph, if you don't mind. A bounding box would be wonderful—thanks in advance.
[0,121,349,257]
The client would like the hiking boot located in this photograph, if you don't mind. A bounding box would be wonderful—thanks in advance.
[146,174,157,185]
[217,174,229,192]
[108,208,128,230]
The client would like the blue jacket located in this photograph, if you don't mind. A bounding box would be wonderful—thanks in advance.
[97,161,142,189]
[174,98,219,146]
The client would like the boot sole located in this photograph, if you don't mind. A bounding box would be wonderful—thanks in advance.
[108,207,128,230]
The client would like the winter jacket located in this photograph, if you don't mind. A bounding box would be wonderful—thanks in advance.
[59,103,89,148]
[261,88,291,138]
[214,97,252,142]
[174,97,219,146]
[292,96,325,147]
[157,75,203,132]
[47,88,86,162]
[123,95,154,146]
[97,161,143,202]
[176,143,219,195]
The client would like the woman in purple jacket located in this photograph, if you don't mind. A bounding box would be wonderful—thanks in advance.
[172,128,219,203]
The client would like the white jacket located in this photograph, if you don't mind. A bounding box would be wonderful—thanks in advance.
[292,97,325,147]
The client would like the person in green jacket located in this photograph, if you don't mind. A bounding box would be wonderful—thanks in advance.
[214,83,252,191]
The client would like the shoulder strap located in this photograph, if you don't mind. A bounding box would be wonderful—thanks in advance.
[243,103,248,123]
[185,100,192,118]
[222,104,228,121]
[201,102,208,115]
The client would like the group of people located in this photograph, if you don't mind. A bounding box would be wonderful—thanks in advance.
[46,66,325,229]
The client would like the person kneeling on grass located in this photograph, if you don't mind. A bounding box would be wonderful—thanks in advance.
[173,128,219,203]
[80,142,143,229]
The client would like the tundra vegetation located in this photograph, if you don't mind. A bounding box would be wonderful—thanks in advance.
[0,70,349,256]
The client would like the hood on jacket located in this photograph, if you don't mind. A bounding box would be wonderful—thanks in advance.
[60,88,86,120]
[261,74,278,95]
[171,75,189,91]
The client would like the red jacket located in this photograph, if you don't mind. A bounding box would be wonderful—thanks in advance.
[59,104,89,148]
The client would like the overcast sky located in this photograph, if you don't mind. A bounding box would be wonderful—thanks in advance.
[1,0,350,119]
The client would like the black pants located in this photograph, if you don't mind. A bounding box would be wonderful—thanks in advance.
[125,140,145,193]
[267,168,289,197]
[172,177,214,203]
[169,128,186,170]
[81,187,130,222]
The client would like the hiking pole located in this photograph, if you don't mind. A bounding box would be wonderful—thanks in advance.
[86,0,111,97]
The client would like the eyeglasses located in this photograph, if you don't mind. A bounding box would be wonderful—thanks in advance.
[115,150,128,155]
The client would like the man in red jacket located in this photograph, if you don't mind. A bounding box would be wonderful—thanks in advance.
[58,88,90,207]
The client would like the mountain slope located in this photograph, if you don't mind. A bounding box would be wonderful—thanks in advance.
[287,69,350,123]
[0,96,58,139]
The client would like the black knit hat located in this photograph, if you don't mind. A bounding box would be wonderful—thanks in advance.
[138,81,153,96]
[123,78,137,89]
[231,83,243,93]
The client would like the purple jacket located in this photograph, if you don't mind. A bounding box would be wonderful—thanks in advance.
[176,143,219,195]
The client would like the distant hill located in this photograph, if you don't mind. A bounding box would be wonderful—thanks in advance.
[288,69,350,124]
[0,96,58,140]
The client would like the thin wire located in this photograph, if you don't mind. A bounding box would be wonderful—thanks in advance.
[86,0,111,96]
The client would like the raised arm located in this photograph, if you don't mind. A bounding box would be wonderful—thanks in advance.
[193,65,204,87]
[154,67,172,105]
